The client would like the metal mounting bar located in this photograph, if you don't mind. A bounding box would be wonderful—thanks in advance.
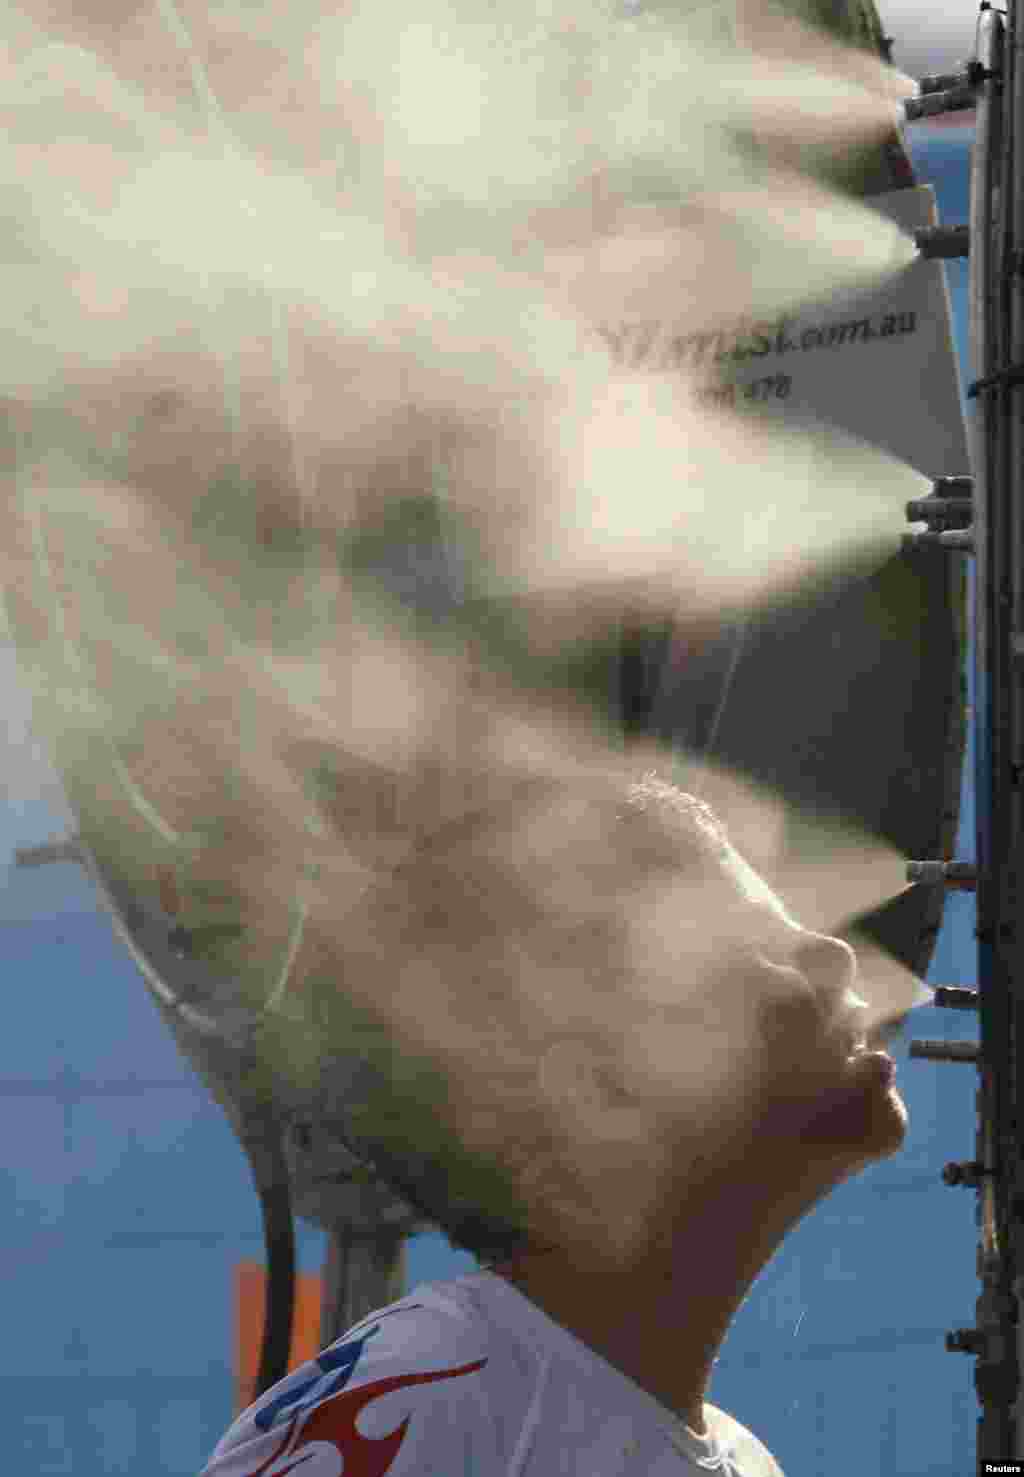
[905,85,978,121]
[914,224,971,259]
[906,860,979,888]
[908,1039,981,1063]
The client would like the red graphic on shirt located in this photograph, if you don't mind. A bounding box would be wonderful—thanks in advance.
[248,1360,488,1476]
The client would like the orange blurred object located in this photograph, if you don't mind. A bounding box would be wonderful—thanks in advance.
[234,1260,324,1418]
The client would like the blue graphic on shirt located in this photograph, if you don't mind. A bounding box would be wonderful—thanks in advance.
[251,1303,425,1432]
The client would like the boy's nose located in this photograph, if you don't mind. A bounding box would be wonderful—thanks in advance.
[789,931,858,1000]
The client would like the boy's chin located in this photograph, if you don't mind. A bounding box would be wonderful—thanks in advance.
[802,1071,909,1166]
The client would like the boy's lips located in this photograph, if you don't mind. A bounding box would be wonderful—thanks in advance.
[831,986,910,1058]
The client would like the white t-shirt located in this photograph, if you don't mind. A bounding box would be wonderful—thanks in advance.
[200,1268,784,1475]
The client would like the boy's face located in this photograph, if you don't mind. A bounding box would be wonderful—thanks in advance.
[506,778,913,1265]
[655,822,909,1191]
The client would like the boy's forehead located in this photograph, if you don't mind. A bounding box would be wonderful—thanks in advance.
[622,775,801,938]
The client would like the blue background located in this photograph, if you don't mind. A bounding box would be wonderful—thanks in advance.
[0,121,981,1474]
